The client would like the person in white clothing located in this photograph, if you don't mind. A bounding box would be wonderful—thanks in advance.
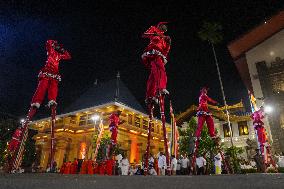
[171,155,177,175]
[214,153,222,174]
[181,155,189,175]
[196,154,206,175]
[121,156,130,175]
[149,154,157,175]
[158,152,166,175]
[116,153,123,175]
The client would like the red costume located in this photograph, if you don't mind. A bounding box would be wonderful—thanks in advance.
[31,40,71,108]
[109,112,120,145]
[105,159,114,175]
[87,160,94,174]
[142,22,171,101]
[80,160,87,174]
[251,108,267,155]
[8,128,23,152]
[195,88,217,138]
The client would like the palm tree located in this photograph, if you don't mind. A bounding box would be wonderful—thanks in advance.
[198,22,234,147]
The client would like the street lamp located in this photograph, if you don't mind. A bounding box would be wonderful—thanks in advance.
[20,119,25,124]
[264,105,273,114]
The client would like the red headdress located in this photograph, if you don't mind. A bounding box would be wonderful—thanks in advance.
[200,87,209,93]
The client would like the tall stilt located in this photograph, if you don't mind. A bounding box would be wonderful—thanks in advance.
[144,103,154,175]
[50,105,57,171]
[8,107,38,172]
[93,120,104,162]
[191,138,200,174]
[158,94,170,174]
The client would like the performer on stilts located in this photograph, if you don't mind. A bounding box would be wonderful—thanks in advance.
[251,106,277,171]
[108,110,124,158]
[141,22,171,175]
[191,87,229,173]
[7,39,71,172]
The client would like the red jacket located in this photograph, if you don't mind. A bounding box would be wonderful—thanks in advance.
[251,109,265,124]
[198,92,217,112]
[109,113,120,126]
[41,40,71,74]
[142,26,171,57]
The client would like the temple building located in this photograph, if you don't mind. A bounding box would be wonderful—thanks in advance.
[29,79,170,169]
[176,102,254,158]
[227,11,284,153]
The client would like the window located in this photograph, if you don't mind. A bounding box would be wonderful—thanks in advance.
[128,114,133,125]
[143,119,148,130]
[238,121,249,136]
[87,114,94,125]
[70,116,76,124]
[223,123,232,137]
[79,115,87,126]
[134,116,141,127]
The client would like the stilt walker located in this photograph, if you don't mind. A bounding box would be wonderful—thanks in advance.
[191,87,229,174]
[6,40,71,172]
[108,110,124,158]
[251,106,277,171]
[141,22,171,175]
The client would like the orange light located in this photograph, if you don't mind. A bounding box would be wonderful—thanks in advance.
[76,130,84,133]
[129,130,138,134]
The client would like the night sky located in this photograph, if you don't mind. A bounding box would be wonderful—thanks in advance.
[0,1,283,118]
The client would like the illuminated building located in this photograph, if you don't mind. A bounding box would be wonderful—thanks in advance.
[228,11,284,153]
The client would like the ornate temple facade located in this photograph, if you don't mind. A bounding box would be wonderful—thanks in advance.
[227,11,284,153]
[29,79,170,169]
[176,102,254,158]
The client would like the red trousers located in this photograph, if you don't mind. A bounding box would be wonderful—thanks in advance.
[195,115,216,138]
[31,76,59,105]
[255,126,266,154]
[8,140,20,152]
[143,56,167,99]
[110,126,118,145]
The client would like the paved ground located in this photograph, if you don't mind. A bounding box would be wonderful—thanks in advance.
[1,173,284,189]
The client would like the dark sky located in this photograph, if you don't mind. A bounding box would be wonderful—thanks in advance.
[0,1,283,118]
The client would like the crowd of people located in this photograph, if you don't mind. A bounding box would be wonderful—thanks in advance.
[22,151,284,175]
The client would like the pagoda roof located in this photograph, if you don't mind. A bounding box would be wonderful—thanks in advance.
[63,79,146,114]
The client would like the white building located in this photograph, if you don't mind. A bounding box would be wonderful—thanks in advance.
[228,11,284,153]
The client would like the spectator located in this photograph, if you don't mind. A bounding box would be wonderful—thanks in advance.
[196,154,206,175]
[181,155,189,175]
[171,155,177,175]
[176,157,181,175]
[158,152,166,176]
[214,153,222,175]
[129,165,136,175]
[121,155,130,175]
[135,165,143,175]
[149,154,157,175]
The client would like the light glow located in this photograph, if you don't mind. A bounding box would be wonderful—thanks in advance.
[264,105,273,113]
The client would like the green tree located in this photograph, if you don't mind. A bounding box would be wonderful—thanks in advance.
[92,133,121,162]
[224,146,244,174]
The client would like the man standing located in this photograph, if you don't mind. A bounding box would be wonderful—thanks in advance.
[171,155,177,175]
[158,152,166,176]
[149,154,157,175]
[214,153,222,175]
[181,155,189,175]
[121,155,130,175]
[196,154,206,175]
[142,22,171,103]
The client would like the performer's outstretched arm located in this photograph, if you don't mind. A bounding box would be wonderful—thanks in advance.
[207,95,217,105]
[59,49,71,60]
